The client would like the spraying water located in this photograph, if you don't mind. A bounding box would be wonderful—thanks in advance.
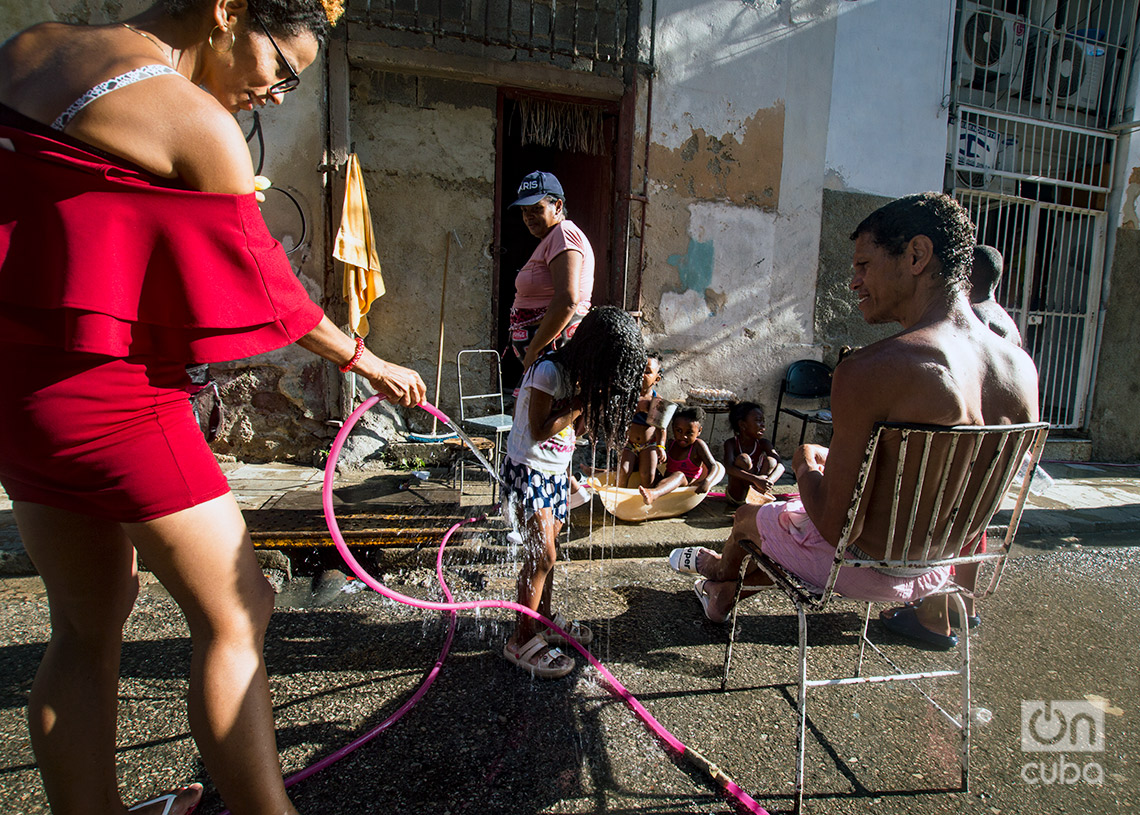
[217,397,769,815]
[417,400,502,490]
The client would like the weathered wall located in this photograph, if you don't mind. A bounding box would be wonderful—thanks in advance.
[1089,30,1140,462]
[638,0,838,453]
[823,0,952,197]
[1,1,338,463]
[348,69,497,430]
[1089,227,1140,461]
[815,189,895,360]
[815,0,955,379]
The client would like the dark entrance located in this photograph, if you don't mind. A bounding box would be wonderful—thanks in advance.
[494,90,622,389]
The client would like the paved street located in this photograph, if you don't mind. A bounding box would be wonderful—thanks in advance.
[0,461,1137,814]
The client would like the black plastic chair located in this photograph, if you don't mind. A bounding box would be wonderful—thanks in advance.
[772,359,833,445]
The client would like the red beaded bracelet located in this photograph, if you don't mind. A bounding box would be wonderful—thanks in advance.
[339,336,366,373]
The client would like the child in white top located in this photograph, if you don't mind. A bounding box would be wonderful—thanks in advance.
[500,306,647,679]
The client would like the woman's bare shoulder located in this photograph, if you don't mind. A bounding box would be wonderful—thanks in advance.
[160,92,256,193]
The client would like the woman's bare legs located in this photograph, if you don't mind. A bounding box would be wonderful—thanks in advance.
[16,502,202,815]
[123,493,297,815]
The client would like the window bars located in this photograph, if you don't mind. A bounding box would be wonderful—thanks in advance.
[346,0,650,70]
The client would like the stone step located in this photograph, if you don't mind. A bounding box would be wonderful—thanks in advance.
[1042,435,1091,462]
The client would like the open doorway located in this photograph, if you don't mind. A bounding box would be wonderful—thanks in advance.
[494,90,622,389]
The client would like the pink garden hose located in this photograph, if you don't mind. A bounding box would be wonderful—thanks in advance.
[252,395,769,814]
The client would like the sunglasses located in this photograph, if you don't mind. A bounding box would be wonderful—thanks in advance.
[251,11,300,95]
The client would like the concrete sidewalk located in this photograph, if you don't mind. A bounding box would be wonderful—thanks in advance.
[4,458,1140,575]
[225,457,1140,543]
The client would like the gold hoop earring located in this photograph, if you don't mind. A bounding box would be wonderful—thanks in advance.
[208,25,235,53]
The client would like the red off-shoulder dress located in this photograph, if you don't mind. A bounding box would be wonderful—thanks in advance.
[0,105,324,521]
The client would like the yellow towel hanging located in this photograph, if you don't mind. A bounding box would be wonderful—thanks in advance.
[334,154,385,337]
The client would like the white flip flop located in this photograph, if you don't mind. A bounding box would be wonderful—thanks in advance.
[668,546,715,575]
[693,579,727,623]
[128,791,197,815]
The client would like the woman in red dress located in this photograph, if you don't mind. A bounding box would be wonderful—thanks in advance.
[0,2,425,813]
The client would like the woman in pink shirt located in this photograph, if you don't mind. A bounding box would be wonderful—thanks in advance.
[508,171,595,370]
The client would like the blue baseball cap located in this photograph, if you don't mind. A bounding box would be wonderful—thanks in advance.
[509,171,564,207]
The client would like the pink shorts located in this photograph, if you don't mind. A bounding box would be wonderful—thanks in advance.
[755,500,950,603]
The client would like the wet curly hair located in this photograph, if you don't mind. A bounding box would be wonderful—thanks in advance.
[549,306,647,450]
[161,0,342,40]
[850,192,976,289]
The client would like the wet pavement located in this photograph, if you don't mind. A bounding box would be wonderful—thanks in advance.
[0,459,1138,814]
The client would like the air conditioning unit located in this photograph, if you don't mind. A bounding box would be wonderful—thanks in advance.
[957,1,1028,93]
[1034,30,1108,112]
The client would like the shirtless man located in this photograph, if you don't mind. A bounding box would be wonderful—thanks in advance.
[970,245,1022,346]
[668,193,1039,630]
[877,243,1027,644]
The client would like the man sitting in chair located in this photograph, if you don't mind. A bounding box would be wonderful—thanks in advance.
[669,193,1039,638]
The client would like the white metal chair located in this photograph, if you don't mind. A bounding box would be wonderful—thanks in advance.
[456,349,513,503]
[721,420,1049,813]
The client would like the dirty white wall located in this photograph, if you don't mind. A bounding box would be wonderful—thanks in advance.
[638,0,960,450]
[824,0,954,197]
[1,1,338,462]
[813,0,957,381]
[639,0,839,425]
[346,69,498,430]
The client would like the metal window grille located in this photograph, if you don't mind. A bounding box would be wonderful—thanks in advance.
[957,190,1105,428]
[949,0,1136,430]
[953,0,1136,128]
[346,0,650,70]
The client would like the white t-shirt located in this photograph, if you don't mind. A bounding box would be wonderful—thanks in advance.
[506,358,576,474]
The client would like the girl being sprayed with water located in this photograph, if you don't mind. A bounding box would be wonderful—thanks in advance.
[501,306,647,679]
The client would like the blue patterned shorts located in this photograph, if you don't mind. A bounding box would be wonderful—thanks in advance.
[500,456,568,523]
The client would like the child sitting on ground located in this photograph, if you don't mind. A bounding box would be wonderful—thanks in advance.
[501,306,647,679]
[617,353,667,488]
[638,405,718,506]
[722,401,784,505]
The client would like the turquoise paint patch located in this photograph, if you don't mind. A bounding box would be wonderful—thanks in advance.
[666,238,714,292]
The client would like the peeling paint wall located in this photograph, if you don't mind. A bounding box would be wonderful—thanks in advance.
[639,0,838,452]
[1089,29,1140,460]
[1089,229,1140,460]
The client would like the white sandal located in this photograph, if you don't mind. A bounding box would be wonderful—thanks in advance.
[543,611,593,646]
[128,786,202,815]
[668,546,715,575]
[502,633,574,679]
